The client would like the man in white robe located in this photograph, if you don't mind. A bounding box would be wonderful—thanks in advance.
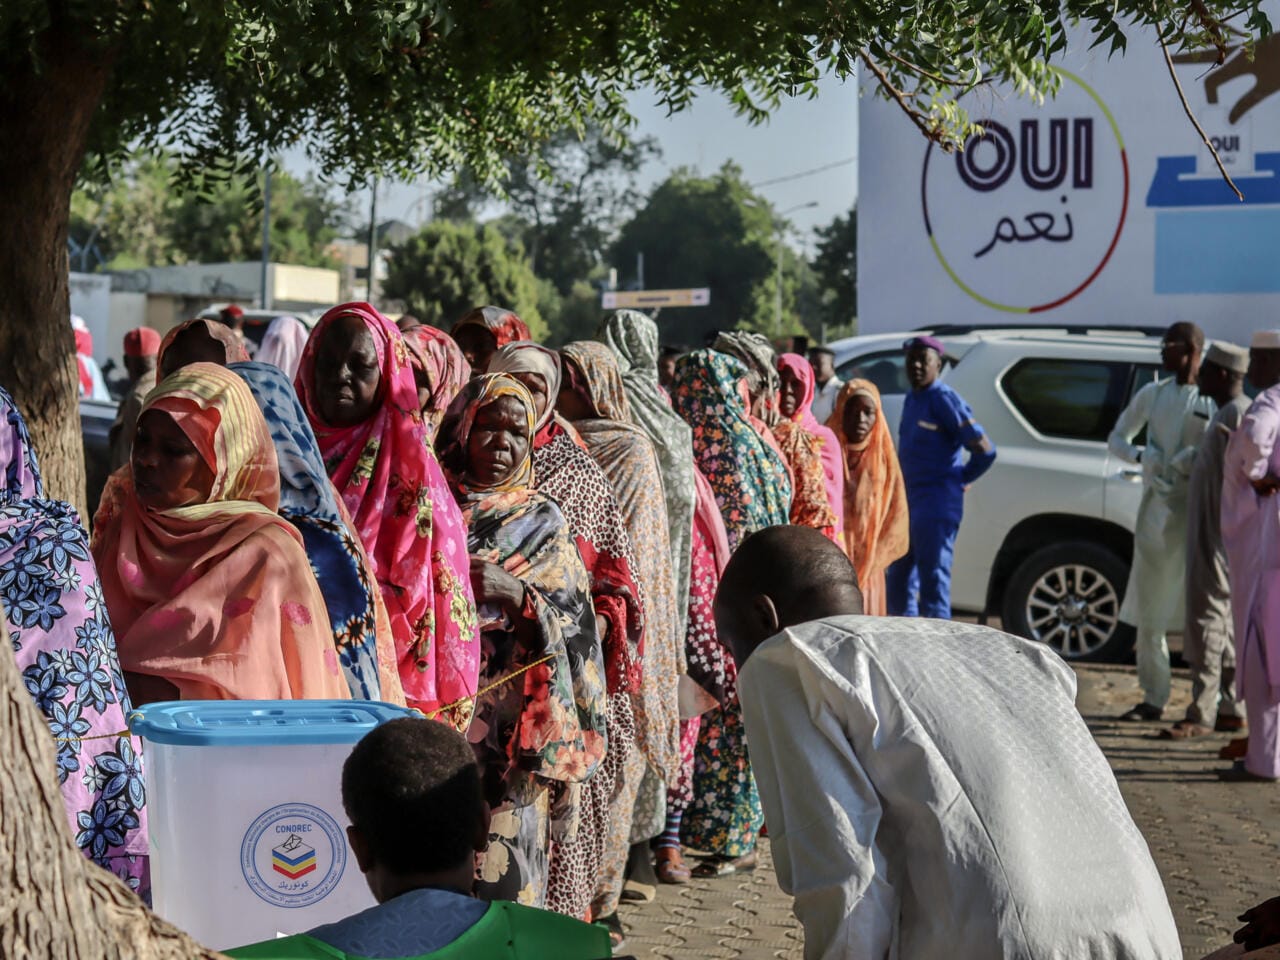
[1164,341,1251,740]
[715,525,1181,960]
[1109,321,1213,721]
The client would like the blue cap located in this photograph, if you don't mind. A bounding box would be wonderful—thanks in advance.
[128,700,421,747]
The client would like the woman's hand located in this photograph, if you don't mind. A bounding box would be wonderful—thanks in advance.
[470,557,526,617]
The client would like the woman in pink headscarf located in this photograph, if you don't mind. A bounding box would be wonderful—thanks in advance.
[295,302,479,726]
[776,353,845,547]
[256,314,310,380]
[401,323,472,439]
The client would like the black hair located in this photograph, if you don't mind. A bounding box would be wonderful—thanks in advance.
[341,718,483,875]
[1167,321,1205,352]
[716,524,863,637]
[808,346,835,359]
[660,344,688,359]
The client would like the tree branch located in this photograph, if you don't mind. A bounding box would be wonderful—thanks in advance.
[1157,26,1244,201]
[858,51,948,149]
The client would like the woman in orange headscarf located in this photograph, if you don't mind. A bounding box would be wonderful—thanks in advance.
[91,363,349,703]
[827,380,910,616]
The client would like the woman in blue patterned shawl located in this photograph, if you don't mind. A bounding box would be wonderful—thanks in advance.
[230,362,403,704]
[0,386,149,896]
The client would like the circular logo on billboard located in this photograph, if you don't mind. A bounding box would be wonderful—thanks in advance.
[240,802,346,909]
[921,68,1128,313]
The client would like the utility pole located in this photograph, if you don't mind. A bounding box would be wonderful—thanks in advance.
[637,251,645,290]
[260,167,272,310]
[367,177,379,307]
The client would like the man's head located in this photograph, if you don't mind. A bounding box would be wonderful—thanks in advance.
[219,304,246,329]
[903,335,945,391]
[714,525,863,667]
[1199,342,1248,406]
[1160,322,1204,381]
[1250,331,1280,391]
[123,327,161,380]
[808,346,836,384]
[341,718,488,902]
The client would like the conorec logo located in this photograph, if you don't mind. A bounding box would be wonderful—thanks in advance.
[921,68,1128,313]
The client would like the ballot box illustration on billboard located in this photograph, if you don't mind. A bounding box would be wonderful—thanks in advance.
[129,699,419,950]
[272,832,317,880]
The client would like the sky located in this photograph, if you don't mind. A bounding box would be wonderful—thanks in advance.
[360,74,860,257]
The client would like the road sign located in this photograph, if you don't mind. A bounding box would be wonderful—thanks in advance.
[601,288,711,309]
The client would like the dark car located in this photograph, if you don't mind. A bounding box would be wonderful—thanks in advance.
[80,396,118,518]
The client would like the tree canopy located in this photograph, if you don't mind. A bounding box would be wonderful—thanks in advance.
[6,0,1261,191]
[381,220,548,338]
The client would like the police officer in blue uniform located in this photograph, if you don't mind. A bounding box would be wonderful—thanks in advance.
[887,336,997,618]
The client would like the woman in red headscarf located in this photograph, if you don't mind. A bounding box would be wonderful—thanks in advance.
[296,302,479,725]
[449,305,532,374]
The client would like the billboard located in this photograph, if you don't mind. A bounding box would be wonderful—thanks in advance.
[858,18,1280,344]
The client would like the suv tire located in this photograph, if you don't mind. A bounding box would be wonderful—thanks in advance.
[1001,541,1136,663]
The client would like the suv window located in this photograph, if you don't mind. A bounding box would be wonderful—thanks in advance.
[836,351,909,396]
[1002,358,1134,442]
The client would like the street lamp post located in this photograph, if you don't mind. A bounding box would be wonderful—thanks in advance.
[774,201,819,335]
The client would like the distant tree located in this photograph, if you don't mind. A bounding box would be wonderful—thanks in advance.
[811,206,857,333]
[71,155,352,270]
[382,221,548,339]
[612,163,820,343]
[436,123,661,295]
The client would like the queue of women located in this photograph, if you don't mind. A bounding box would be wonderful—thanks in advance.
[2,301,909,946]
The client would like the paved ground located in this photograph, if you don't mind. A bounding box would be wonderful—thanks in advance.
[620,661,1279,959]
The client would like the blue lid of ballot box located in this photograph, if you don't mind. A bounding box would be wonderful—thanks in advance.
[128,700,420,747]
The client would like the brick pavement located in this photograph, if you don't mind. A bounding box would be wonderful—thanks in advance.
[621,661,1280,959]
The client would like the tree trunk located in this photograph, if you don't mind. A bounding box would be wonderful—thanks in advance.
[0,620,225,959]
[0,23,116,515]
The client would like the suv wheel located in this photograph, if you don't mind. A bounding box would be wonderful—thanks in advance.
[1001,541,1135,662]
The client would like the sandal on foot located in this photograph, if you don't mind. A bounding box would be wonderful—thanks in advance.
[1221,737,1249,760]
[1160,721,1212,740]
[692,851,759,878]
[1215,714,1247,733]
[593,912,627,952]
[654,846,692,885]
[1218,763,1279,783]
[1119,703,1163,722]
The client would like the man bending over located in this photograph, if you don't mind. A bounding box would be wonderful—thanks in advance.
[715,525,1180,960]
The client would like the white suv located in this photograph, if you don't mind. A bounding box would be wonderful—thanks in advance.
[828,327,1172,661]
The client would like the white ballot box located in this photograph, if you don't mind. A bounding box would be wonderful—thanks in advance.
[130,700,419,950]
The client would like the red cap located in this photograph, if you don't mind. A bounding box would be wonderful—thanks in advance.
[220,304,245,321]
[124,327,162,358]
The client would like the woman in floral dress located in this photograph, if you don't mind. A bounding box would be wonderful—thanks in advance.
[443,373,607,907]
[670,349,792,877]
[488,341,645,933]
[0,386,150,898]
[295,302,478,724]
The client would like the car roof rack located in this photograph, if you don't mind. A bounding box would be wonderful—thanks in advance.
[917,323,1165,338]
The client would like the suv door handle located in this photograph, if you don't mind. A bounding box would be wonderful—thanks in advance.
[1119,468,1143,482]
